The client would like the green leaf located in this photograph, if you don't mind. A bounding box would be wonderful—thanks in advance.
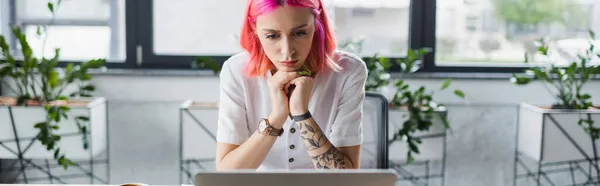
[538,45,548,55]
[59,106,70,112]
[82,59,105,69]
[454,90,465,99]
[298,69,311,76]
[395,80,405,87]
[49,71,59,88]
[409,141,419,154]
[590,30,596,40]
[406,151,414,164]
[442,117,451,129]
[52,112,61,122]
[379,57,392,69]
[54,148,60,159]
[441,79,452,90]
[34,122,46,129]
[52,135,61,142]
[510,74,532,85]
[579,94,591,100]
[418,47,432,56]
[76,116,90,121]
[47,2,54,13]
[36,26,42,36]
[65,63,73,75]
[401,84,409,90]
[194,56,221,74]
[81,85,95,91]
[407,49,415,62]
[81,74,92,81]
[532,69,551,82]
[56,96,68,100]
[80,93,92,97]
[82,134,89,149]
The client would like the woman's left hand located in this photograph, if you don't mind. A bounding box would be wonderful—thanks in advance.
[287,76,314,116]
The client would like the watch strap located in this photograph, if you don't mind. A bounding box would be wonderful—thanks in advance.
[292,111,312,122]
[258,118,284,136]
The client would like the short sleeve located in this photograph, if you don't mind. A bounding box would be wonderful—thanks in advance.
[329,56,368,147]
[216,58,250,145]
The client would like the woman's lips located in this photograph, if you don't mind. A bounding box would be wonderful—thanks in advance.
[279,60,298,67]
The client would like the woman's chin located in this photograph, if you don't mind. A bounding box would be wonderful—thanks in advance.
[275,66,300,72]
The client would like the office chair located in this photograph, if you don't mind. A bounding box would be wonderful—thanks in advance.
[360,92,389,169]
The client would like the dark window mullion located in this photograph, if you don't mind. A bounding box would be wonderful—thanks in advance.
[420,0,437,72]
[121,0,140,68]
[8,0,17,51]
[408,0,436,72]
[136,0,153,66]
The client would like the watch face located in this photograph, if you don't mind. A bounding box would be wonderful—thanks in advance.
[258,120,267,133]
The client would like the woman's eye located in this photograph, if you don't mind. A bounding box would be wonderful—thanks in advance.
[294,31,307,36]
[266,34,278,39]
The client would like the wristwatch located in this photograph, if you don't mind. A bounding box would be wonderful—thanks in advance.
[256,118,284,136]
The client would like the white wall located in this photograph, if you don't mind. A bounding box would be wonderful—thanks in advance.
[88,73,600,106]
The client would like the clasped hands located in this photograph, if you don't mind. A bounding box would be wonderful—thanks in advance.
[267,70,314,128]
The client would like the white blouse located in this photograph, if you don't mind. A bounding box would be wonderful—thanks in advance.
[216,50,368,170]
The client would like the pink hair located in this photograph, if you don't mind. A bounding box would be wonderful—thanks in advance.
[240,0,341,77]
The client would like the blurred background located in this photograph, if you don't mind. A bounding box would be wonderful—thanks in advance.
[0,0,599,186]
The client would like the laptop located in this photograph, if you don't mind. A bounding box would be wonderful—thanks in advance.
[193,169,398,186]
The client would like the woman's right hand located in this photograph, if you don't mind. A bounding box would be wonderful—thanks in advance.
[267,71,301,129]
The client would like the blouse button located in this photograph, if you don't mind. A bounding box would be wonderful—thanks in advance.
[290,128,296,133]
[290,145,295,149]
[289,158,294,163]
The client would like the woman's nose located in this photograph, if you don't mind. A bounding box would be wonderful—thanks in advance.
[280,38,295,58]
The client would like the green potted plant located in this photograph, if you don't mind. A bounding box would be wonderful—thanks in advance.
[0,0,106,170]
[511,30,600,181]
[362,48,465,164]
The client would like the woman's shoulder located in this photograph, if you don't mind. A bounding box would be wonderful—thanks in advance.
[221,52,250,75]
[331,50,367,77]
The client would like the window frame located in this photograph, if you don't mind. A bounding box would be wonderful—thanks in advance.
[4,0,137,69]
[2,0,545,73]
[416,0,526,73]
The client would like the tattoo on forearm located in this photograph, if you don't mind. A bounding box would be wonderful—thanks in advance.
[298,120,353,169]
[312,146,347,169]
[299,122,327,151]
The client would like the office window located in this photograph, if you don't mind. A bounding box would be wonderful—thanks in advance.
[0,0,11,37]
[145,0,411,68]
[435,0,596,67]
[15,0,126,62]
[0,1,4,36]
[152,0,246,56]
[333,0,410,57]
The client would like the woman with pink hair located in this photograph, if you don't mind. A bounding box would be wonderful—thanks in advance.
[215,0,367,170]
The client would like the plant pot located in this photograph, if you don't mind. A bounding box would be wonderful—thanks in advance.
[0,96,108,160]
[387,104,448,161]
[517,102,600,163]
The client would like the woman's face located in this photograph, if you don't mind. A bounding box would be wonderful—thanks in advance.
[255,5,315,72]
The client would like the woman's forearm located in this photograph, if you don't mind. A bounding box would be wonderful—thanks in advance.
[216,132,278,170]
[216,117,283,170]
[296,117,355,169]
